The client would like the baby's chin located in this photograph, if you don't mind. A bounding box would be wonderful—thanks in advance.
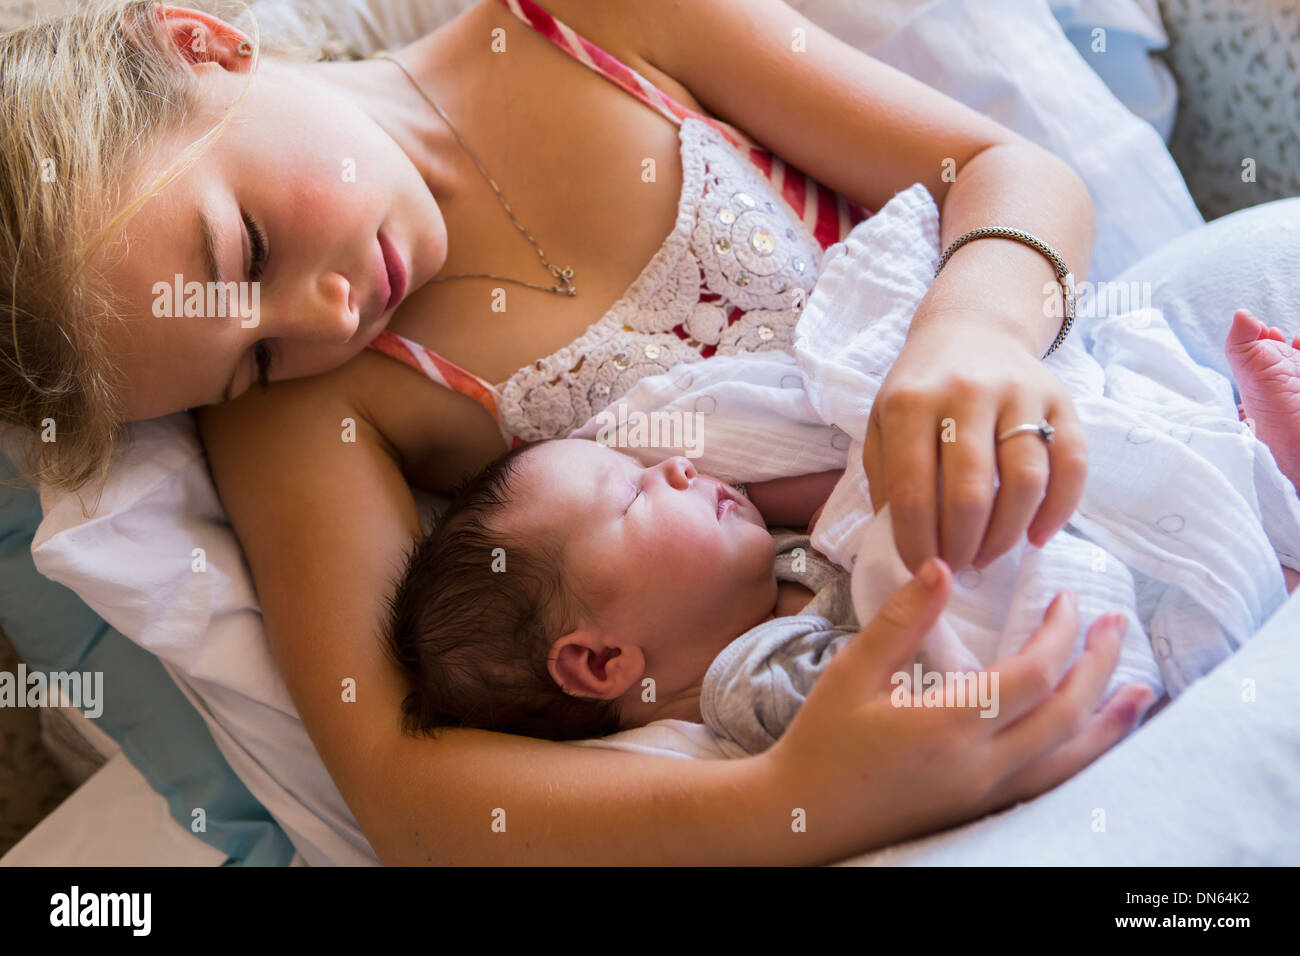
[666,558,777,632]
[726,560,781,628]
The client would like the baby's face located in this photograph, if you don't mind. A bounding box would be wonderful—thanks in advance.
[512,440,778,685]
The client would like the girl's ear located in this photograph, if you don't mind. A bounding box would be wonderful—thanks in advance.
[155,5,254,71]
[547,630,644,701]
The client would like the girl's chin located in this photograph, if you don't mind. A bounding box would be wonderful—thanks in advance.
[359,312,394,346]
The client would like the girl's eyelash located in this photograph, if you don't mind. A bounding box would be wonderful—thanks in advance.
[242,209,268,282]
[253,340,274,389]
[244,211,271,388]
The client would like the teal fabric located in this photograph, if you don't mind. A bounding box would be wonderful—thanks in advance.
[0,450,293,866]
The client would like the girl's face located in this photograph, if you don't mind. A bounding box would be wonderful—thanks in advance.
[97,11,448,420]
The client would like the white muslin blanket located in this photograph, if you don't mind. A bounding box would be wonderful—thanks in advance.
[573,184,1300,699]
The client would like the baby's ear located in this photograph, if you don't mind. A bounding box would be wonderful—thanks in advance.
[547,630,644,701]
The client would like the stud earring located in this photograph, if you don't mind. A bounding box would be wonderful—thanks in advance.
[236,40,253,57]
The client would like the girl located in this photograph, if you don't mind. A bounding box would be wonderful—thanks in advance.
[2,0,1158,864]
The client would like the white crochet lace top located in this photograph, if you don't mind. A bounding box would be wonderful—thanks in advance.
[499,117,840,441]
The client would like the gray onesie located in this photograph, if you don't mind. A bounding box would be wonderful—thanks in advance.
[699,530,859,757]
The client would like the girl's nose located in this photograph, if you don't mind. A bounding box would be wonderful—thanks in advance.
[277,272,360,344]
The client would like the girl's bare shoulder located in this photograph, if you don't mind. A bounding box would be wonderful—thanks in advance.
[197,348,506,494]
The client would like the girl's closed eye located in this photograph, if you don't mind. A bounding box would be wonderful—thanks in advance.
[243,209,268,282]
[241,210,272,388]
[253,339,275,389]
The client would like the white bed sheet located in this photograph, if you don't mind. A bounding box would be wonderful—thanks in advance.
[0,752,229,867]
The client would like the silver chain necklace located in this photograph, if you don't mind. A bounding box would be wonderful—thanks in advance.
[377,51,577,297]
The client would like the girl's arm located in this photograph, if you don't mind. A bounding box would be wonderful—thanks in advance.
[745,469,843,529]
[629,0,1095,574]
[197,367,811,864]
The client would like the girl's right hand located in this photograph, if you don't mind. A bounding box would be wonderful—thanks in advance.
[759,557,1156,861]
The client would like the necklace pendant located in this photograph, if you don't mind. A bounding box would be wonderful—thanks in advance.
[381,52,571,301]
[550,264,576,297]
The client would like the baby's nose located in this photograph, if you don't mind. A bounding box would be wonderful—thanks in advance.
[661,456,696,488]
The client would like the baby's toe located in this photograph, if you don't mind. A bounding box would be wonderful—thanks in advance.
[1226,308,1267,352]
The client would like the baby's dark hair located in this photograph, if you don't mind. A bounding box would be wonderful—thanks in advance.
[385,439,623,741]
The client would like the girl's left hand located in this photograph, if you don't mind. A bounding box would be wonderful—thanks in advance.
[863,317,1088,573]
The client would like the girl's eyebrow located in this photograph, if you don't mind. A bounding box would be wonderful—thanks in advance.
[198,209,244,403]
[198,202,253,403]
[220,360,241,403]
[198,209,225,286]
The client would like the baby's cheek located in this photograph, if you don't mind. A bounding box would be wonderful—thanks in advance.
[704,534,759,589]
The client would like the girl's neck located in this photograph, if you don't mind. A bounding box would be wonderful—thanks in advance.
[301,36,470,206]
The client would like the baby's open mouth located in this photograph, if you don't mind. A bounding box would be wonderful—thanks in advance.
[715,484,736,521]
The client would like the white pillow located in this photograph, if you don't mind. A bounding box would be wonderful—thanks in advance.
[232,0,478,58]
[866,0,1201,280]
[32,0,1206,865]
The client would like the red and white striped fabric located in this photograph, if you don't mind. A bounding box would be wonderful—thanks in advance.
[500,0,868,251]
[367,327,508,435]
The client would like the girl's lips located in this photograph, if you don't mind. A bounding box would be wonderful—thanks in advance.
[378,230,407,313]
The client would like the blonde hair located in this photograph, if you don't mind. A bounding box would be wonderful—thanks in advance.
[0,0,323,492]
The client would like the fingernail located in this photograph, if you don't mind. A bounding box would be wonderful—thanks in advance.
[919,558,941,588]
[1063,589,1077,611]
[1124,688,1157,726]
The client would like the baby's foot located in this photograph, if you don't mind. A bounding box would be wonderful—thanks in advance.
[1224,309,1300,491]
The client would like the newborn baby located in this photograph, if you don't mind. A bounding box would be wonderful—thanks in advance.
[387,434,851,750]
[385,311,1300,753]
